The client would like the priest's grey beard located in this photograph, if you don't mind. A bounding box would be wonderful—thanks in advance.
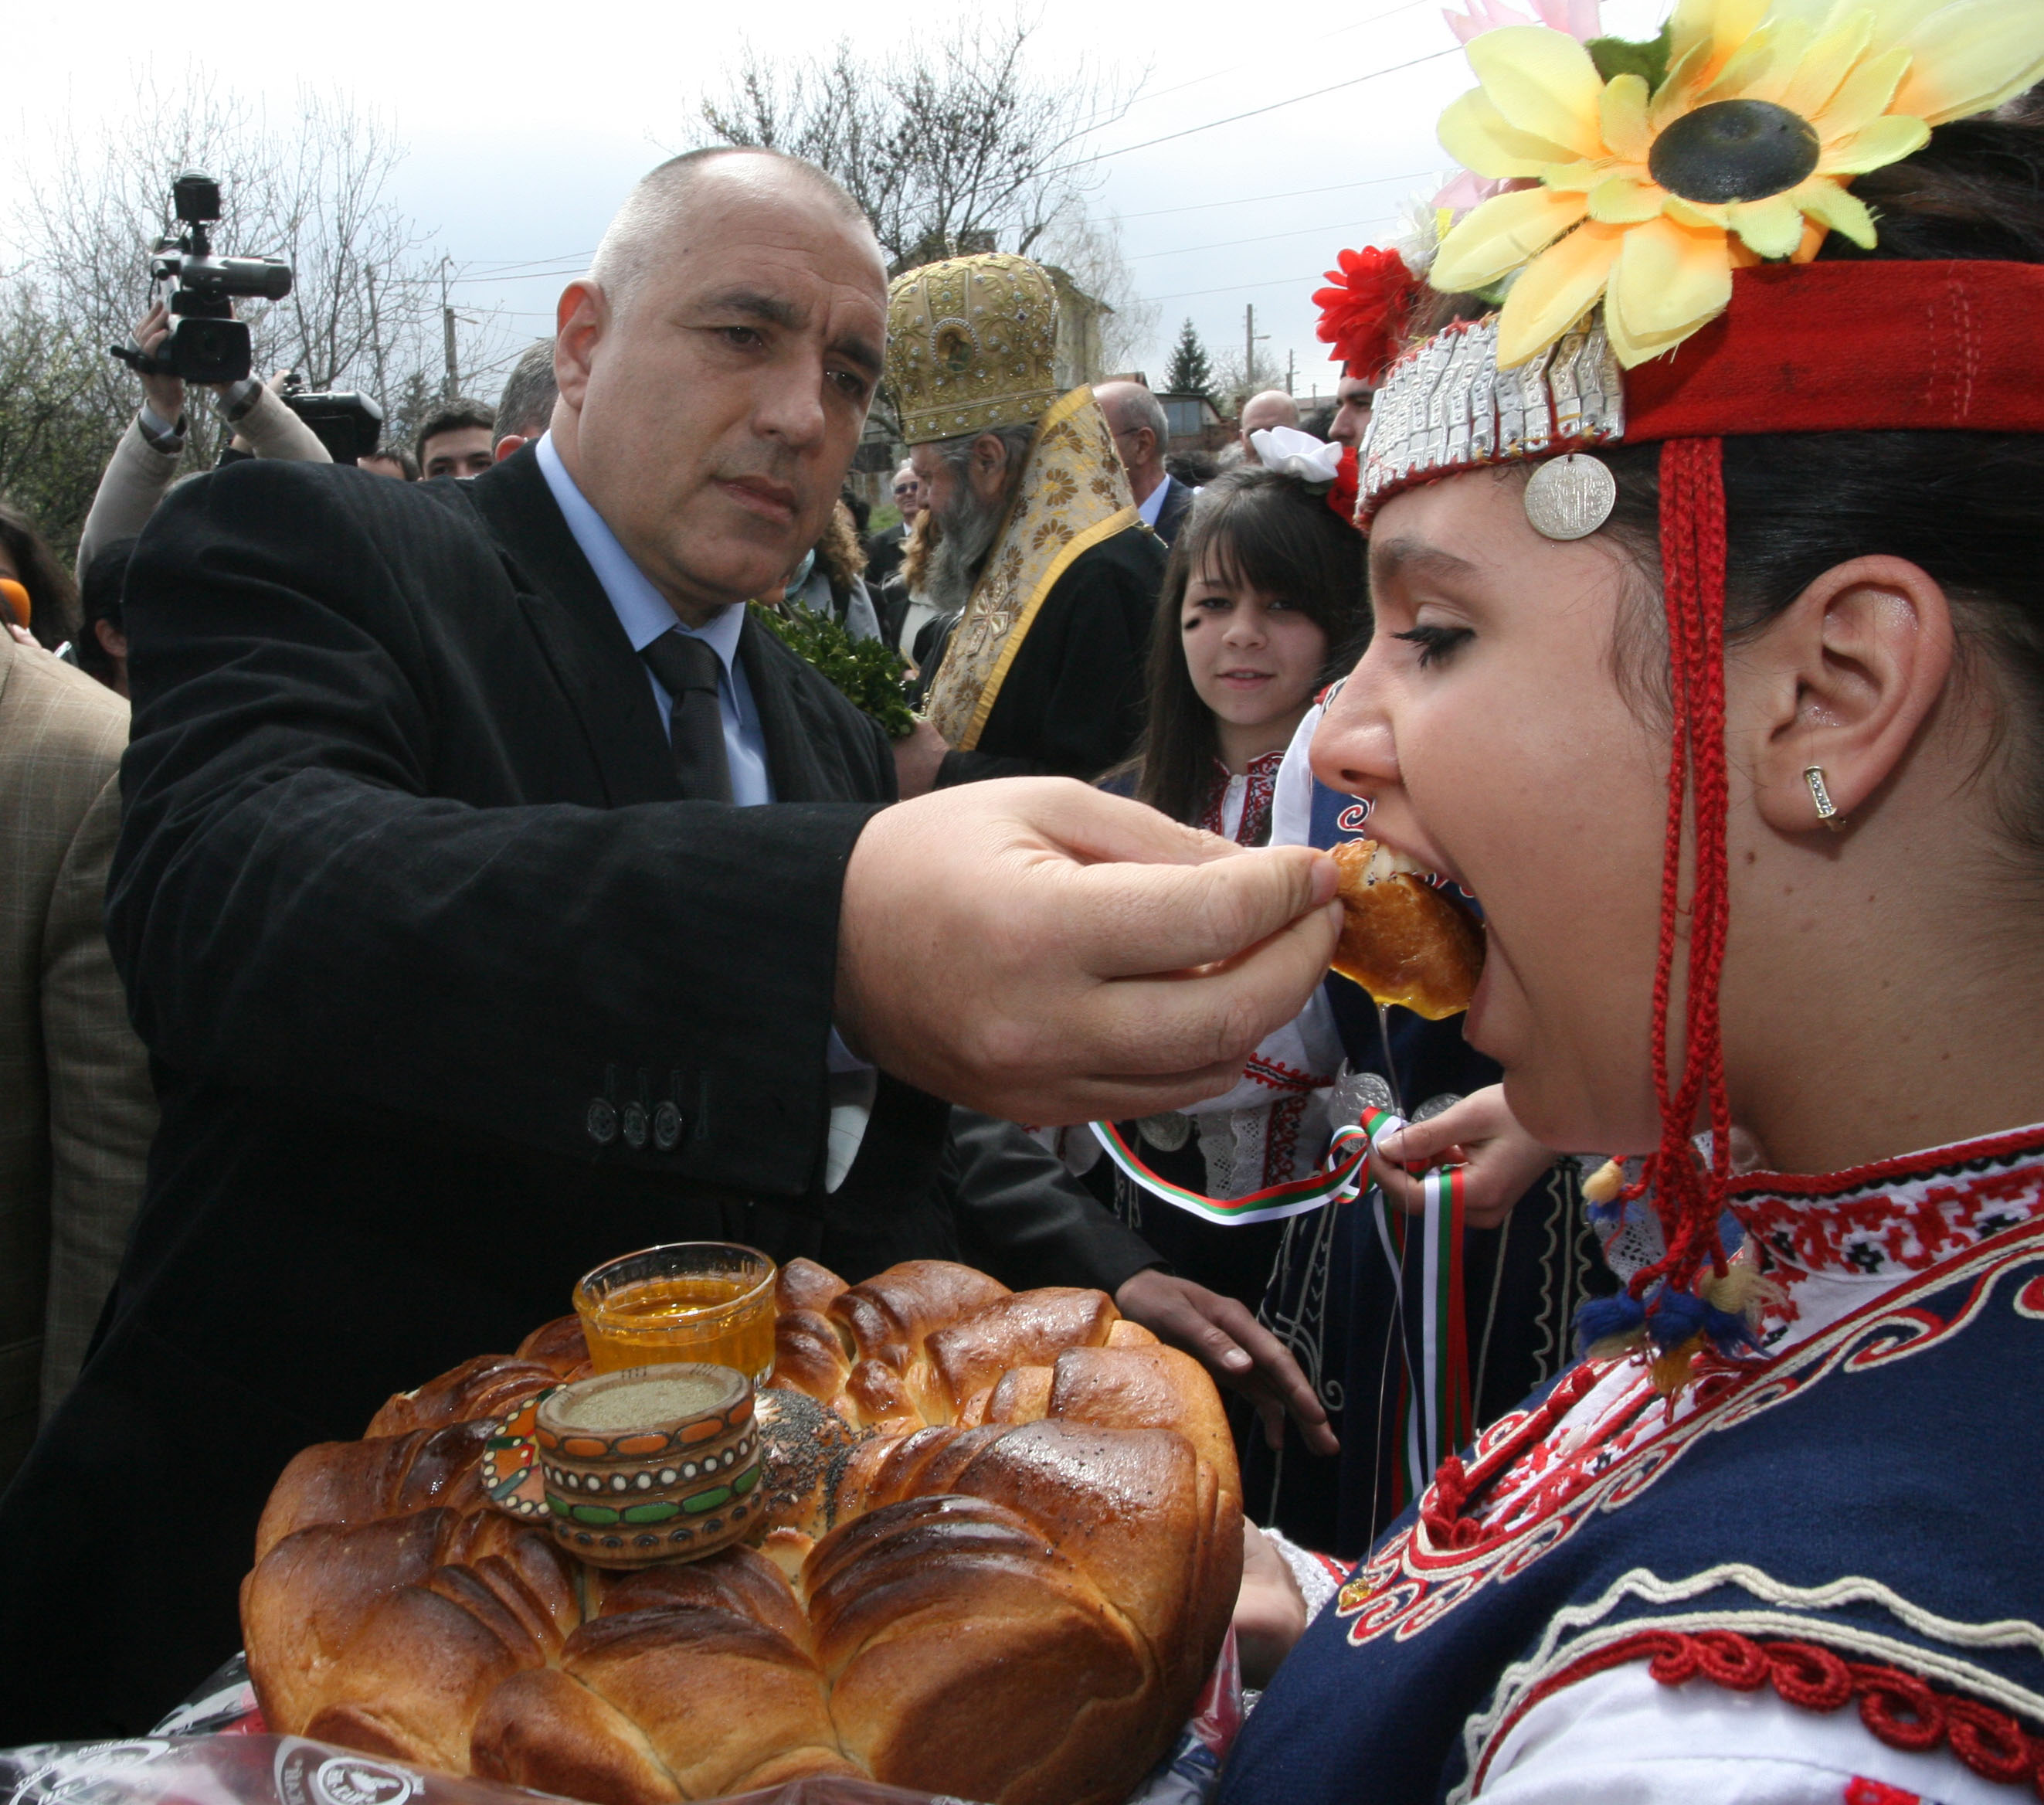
[918,424,1036,612]
[922,483,1005,612]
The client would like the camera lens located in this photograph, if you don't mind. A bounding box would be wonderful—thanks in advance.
[171,317,253,385]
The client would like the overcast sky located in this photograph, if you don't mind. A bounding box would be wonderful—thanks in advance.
[16,0,1665,410]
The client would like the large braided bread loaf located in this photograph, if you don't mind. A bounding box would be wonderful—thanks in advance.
[243,1259,1244,1805]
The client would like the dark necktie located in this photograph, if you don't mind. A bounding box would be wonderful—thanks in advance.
[639,630,733,803]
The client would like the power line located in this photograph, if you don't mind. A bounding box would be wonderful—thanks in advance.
[1070,45,1462,168]
[1118,0,1438,113]
[1129,216,1408,263]
[1118,172,1433,223]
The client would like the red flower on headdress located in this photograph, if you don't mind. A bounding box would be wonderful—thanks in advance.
[1314,246,1424,384]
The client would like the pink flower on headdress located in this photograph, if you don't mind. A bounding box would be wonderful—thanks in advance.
[1440,0,1600,46]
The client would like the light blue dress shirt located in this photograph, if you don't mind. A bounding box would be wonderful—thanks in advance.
[536,433,773,806]
[534,433,872,1181]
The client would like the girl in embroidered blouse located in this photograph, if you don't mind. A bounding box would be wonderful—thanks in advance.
[1115,464,1368,847]
[1222,99,2044,1805]
[1081,464,1367,1424]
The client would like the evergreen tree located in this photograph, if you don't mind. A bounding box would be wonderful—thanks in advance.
[1163,318,1217,406]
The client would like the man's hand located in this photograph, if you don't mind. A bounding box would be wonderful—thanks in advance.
[836,777,1342,1124]
[891,717,949,800]
[1369,1083,1555,1229]
[1116,1268,1339,1456]
[1234,1522,1309,1688]
[133,303,185,427]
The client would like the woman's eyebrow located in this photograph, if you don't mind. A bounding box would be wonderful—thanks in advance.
[1370,538,1479,585]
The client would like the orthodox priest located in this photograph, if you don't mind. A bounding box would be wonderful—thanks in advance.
[886,253,1167,794]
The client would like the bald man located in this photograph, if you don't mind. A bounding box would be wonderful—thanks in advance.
[0,146,1339,1735]
[1238,388,1299,454]
[1096,379,1192,546]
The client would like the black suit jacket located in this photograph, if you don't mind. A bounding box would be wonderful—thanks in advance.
[0,450,1154,1736]
[864,519,907,593]
[935,518,1168,786]
[1153,474,1194,548]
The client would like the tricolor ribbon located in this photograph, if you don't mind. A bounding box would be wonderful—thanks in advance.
[1090,1102,1472,1501]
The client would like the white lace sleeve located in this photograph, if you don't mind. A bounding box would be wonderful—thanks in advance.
[1473,1660,2001,1804]
[1260,1526,1345,1623]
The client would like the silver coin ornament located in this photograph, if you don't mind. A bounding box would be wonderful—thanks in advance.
[1137,1111,1194,1153]
[1523,453,1617,541]
[1330,1066,1395,1127]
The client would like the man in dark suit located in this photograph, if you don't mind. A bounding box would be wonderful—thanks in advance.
[1098,379,1193,547]
[0,148,1342,1737]
[864,460,920,600]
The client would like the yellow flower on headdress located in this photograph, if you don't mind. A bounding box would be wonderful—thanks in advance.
[1430,0,2044,367]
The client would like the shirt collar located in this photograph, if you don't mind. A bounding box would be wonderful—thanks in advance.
[1136,474,1171,529]
[535,432,744,677]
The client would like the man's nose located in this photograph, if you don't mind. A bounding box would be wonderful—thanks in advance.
[755,354,830,449]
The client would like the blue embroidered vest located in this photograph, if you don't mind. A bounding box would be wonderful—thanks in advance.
[1221,1125,2044,1803]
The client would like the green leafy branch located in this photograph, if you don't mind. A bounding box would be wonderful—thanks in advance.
[749,600,918,739]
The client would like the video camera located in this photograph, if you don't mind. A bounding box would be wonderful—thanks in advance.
[108,171,293,385]
[274,372,384,464]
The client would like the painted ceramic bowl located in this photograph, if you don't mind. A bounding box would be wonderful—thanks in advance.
[532,1363,759,1568]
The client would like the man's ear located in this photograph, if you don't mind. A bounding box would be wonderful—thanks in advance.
[553,280,606,411]
[1742,554,1956,834]
[968,431,1010,505]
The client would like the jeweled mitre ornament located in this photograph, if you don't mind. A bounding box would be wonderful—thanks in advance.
[885,253,1061,447]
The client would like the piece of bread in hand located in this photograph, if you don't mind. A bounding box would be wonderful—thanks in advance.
[1329,837,1485,1020]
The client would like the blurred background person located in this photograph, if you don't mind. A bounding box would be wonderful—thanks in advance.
[73,538,136,697]
[0,502,79,657]
[416,399,495,479]
[0,614,157,1487]
[1097,378,1192,546]
[491,338,559,463]
[76,304,330,577]
[357,448,417,481]
[777,498,881,640]
[864,460,921,593]
[1236,389,1299,456]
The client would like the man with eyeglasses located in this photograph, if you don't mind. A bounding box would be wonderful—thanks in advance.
[1097,379,1192,547]
[864,461,922,592]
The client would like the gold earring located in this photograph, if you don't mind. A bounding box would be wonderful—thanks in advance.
[1803,765,1846,832]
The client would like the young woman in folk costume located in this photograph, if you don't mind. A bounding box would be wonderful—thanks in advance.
[1221,0,2044,1797]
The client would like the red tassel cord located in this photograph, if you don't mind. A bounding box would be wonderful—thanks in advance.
[1573,437,1754,1391]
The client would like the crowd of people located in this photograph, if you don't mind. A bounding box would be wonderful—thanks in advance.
[3,0,2044,1797]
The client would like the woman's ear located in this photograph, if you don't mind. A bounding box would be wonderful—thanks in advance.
[1742,555,1956,835]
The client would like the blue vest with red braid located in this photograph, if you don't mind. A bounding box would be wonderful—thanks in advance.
[1220,1125,2044,1804]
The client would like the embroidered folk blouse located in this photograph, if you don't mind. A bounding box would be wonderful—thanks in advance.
[1227,1123,2044,1805]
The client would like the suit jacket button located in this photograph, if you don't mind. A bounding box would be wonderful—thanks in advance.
[653,1101,682,1151]
[586,1100,618,1145]
[622,1102,649,1150]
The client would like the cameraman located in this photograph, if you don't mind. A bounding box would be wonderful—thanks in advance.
[76,302,329,575]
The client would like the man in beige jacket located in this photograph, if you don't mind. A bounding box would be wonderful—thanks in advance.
[0,634,156,1483]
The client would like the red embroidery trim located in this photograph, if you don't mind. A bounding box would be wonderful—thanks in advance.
[1843,1782,1920,1805]
[1489,1628,2044,1796]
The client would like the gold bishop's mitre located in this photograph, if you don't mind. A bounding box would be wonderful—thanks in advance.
[885,252,1061,447]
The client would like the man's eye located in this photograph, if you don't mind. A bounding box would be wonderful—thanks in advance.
[829,368,869,399]
[1392,624,1474,668]
[721,325,763,348]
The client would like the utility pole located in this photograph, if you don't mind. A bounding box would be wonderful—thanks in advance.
[440,257,460,401]
[1286,348,1296,396]
[1244,304,1268,397]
